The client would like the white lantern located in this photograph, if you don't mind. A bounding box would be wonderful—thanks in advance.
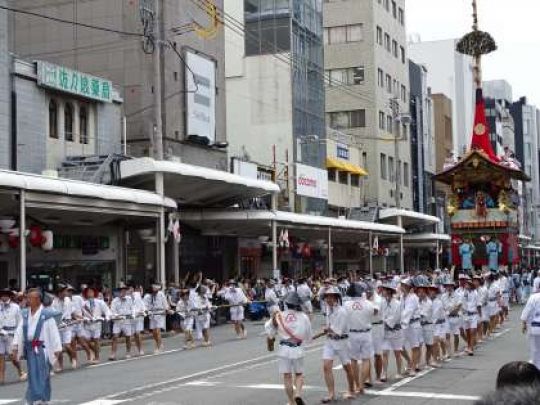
[41,230,54,251]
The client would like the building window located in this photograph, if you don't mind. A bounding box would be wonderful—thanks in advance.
[328,168,337,182]
[379,111,385,130]
[351,174,360,187]
[362,151,367,170]
[385,74,392,93]
[328,110,366,129]
[400,46,406,64]
[64,102,74,142]
[384,0,389,11]
[376,26,383,45]
[48,100,58,139]
[326,66,364,86]
[339,171,348,185]
[79,105,88,144]
[403,162,409,187]
[377,68,384,87]
[387,115,394,133]
[393,79,398,95]
[400,84,407,102]
[384,33,391,51]
[325,24,363,44]
[392,1,397,18]
[398,7,405,25]
[380,153,387,179]
[402,123,408,140]
[392,40,398,58]
[388,156,395,182]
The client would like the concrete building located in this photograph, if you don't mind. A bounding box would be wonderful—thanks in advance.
[0,1,9,169]
[409,39,475,156]
[8,0,228,170]
[511,97,540,241]
[225,0,327,214]
[409,60,435,215]
[324,0,412,210]
[432,93,453,236]
[483,80,515,155]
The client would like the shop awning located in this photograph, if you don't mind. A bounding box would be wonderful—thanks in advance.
[0,170,176,209]
[524,245,540,251]
[120,158,279,207]
[179,209,404,242]
[403,233,451,242]
[378,208,440,227]
[326,158,368,176]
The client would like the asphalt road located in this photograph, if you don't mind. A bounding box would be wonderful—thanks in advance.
[0,308,528,405]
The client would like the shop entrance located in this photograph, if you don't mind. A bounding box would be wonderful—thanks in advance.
[27,261,115,290]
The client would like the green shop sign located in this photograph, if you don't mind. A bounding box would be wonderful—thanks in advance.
[37,61,113,103]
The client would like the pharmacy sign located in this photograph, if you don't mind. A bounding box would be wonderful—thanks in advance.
[37,61,113,103]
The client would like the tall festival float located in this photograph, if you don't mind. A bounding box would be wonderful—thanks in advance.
[434,0,530,274]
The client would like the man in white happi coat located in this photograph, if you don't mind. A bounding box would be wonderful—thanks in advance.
[417,282,435,368]
[67,287,94,364]
[441,279,463,356]
[264,279,280,316]
[521,290,540,369]
[265,292,312,405]
[130,286,146,356]
[12,289,62,404]
[381,283,404,380]
[188,285,213,347]
[51,285,78,370]
[109,286,135,360]
[461,277,481,355]
[367,283,384,384]
[296,278,313,316]
[399,278,420,375]
[82,288,110,363]
[318,287,355,402]
[344,282,376,395]
[0,288,25,383]
[144,284,170,353]
[219,280,249,339]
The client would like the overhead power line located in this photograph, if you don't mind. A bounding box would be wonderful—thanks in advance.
[0,4,143,37]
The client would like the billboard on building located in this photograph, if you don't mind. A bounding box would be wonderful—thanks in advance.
[185,50,216,143]
[296,163,328,200]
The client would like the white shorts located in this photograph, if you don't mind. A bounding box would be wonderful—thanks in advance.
[149,315,166,330]
[348,331,374,360]
[113,321,132,337]
[230,305,245,322]
[502,296,509,307]
[301,301,313,314]
[322,340,351,365]
[383,329,404,351]
[448,317,462,335]
[195,314,210,330]
[72,323,86,338]
[422,324,434,346]
[463,315,478,330]
[0,335,13,356]
[84,324,102,340]
[131,318,144,333]
[481,306,489,322]
[60,327,73,345]
[183,316,194,332]
[488,302,499,317]
[403,325,422,349]
[434,321,447,338]
[278,357,304,374]
[372,324,384,355]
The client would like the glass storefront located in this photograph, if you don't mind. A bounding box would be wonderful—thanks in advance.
[27,261,115,291]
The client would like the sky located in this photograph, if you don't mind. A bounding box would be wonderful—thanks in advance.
[407,0,540,106]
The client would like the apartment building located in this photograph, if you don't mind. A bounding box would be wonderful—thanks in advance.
[324,0,412,210]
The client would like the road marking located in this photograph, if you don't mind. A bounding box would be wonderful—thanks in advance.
[0,401,18,404]
[184,381,221,387]
[215,383,480,401]
[87,348,185,368]
[382,366,437,391]
[78,401,127,405]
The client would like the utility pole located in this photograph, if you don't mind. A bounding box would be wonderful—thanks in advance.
[390,96,405,273]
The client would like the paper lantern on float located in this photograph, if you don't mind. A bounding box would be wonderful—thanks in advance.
[41,230,54,251]
[29,225,44,247]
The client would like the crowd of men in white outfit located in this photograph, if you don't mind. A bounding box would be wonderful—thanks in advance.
[264,269,528,405]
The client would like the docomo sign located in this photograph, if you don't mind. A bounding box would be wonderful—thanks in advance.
[295,163,328,200]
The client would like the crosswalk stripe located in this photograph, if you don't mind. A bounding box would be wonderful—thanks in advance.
[78,400,127,405]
